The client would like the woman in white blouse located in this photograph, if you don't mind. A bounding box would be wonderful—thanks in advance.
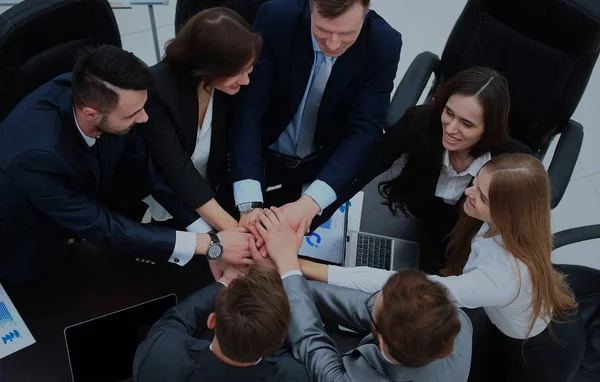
[300,153,585,381]
[313,67,531,275]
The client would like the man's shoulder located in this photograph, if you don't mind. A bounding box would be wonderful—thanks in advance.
[256,0,305,29]
[363,10,402,49]
[266,351,311,382]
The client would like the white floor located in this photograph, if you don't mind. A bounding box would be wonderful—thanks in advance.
[2,0,599,268]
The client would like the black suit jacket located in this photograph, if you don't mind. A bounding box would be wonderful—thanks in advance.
[139,62,228,211]
[133,282,310,382]
[0,74,199,284]
[316,104,533,228]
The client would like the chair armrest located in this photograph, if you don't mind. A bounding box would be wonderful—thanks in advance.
[547,119,584,208]
[553,225,600,250]
[385,51,440,128]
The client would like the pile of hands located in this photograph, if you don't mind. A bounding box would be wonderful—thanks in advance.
[209,196,320,282]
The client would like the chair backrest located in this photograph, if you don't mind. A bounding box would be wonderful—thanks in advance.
[433,0,600,152]
[0,0,121,121]
[175,0,270,33]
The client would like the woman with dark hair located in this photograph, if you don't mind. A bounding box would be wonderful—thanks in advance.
[138,8,263,277]
[319,66,530,274]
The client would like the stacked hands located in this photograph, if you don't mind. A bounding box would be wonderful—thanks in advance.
[211,206,312,284]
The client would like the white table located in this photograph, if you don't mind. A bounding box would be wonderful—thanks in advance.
[0,0,169,63]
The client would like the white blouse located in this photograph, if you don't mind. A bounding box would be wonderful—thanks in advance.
[434,150,491,205]
[142,91,214,227]
[327,223,549,339]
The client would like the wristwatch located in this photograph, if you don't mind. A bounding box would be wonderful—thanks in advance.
[206,232,223,261]
[237,201,263,214]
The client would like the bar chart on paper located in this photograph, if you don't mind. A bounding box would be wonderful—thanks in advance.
[0,284,35,359]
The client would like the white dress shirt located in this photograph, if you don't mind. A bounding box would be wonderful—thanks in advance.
[73,110,203,266]
[435,150,491,205]
[327,223,549,339]
[142,91,214,235]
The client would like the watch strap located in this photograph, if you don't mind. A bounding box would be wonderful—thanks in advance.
[209,232,220,244]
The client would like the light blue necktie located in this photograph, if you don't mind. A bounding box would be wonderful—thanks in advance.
[296,56,334,158]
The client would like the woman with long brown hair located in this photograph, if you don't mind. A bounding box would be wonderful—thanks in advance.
[299,153,585,381]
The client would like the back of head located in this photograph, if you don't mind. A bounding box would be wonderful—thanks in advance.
[71,45,152,113]
[164,7,263,85]
[376,269,461,367]
[311,0,370,19]
[214,266,291,363]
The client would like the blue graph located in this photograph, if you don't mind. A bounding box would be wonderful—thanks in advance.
[0,302,16,328]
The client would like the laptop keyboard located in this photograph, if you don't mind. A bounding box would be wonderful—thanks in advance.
[356,234,392,269]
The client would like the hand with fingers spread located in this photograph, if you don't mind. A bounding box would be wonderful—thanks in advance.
[248,237,277,271]
[251,207,310,275]
[244,221,269,258]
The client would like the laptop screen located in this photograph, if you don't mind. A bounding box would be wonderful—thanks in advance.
[64,294,177,382]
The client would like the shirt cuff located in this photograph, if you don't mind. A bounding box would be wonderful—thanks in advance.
[281,270,303,279]
[186,217,214,233]
[303,180,337,213]
[217,280,228,287]
[234,179,264,206]
[169,231,196,266]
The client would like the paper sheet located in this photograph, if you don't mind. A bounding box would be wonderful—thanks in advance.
[299,191,364,264]
[0,283,35,359]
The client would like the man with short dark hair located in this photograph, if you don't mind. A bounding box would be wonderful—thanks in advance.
[133,265,310,381]
[228,0,402,232]
[247,207,473,381]
[0,45,251,284]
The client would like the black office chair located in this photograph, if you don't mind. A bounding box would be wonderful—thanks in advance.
[175,0,270,33]
[386,0,600,208]
[0,0,122,121]
[553,226,600,381]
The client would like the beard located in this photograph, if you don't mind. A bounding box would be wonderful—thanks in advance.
[96,115,134,136]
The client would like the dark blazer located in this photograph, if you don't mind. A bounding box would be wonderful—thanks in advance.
[0,74,199,284]
[229,0,402,195]
[133,282,311,382]
[138,62,228,211]
[316,104,533,228]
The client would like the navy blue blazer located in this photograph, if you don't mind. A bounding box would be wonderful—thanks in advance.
[0,74,198,284]
[229,0,402,196]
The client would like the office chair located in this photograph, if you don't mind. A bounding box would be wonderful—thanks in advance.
[0,0,122,121]
[175,0,270,33]
[386,0,600,208]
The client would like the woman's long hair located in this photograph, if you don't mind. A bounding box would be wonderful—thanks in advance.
[379,67,510,216]
[444,153,577,337]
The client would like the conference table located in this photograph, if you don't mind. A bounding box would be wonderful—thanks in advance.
[0,173,417,382]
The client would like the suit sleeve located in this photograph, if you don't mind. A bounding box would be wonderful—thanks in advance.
[125,131,199,228]
[7,150,176,262]
[315,105,414,227]
[315,34,402,195]
[133,282,224,381]
[307,280,373,334]
[139,95,215,210]
[228,3,276,184]
[283,275,355,382]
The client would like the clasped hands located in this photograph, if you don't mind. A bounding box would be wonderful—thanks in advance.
[212,196,319,281]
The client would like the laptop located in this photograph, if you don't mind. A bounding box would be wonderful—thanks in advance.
[64,294,178,382]
[341,202,420,271]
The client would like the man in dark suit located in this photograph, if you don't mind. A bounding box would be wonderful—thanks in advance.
[247,208,473,382]
[133,265,310,382]
[0,45,252,284]
[229,0,402,231]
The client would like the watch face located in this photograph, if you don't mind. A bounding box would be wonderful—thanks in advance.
[238,202,251,212]
[207,244,223,260]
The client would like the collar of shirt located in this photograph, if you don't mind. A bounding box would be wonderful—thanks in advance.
[442,149,492,177]
[209,343,262,365]
[72,108,97,147]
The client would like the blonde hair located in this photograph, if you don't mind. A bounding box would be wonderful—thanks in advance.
[443,153,576,337]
